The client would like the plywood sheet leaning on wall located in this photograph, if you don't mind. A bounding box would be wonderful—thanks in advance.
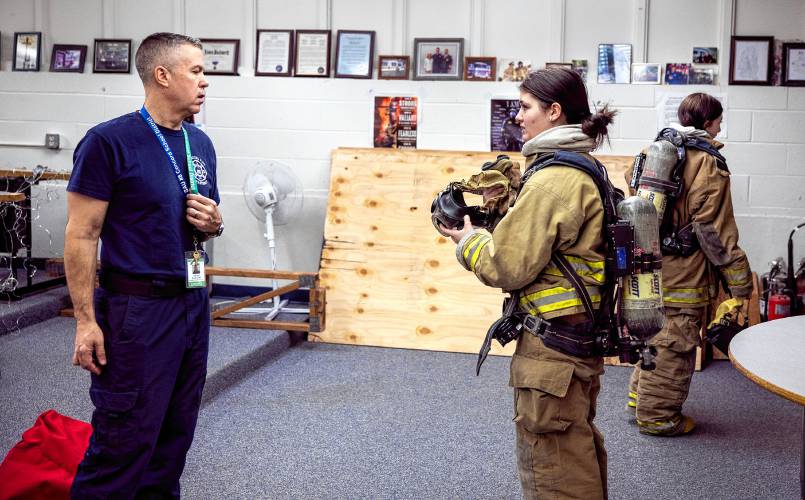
[316,147,634,361]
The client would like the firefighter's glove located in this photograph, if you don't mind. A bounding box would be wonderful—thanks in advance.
[455,155,521,218]
[708,297,748,330]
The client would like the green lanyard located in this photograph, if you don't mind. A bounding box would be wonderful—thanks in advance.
[182,127,198,194]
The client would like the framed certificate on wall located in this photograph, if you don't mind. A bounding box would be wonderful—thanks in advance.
[334,30,375,79]
[294,30,331,77]
[200,39,240,76]
[256,29,294,76]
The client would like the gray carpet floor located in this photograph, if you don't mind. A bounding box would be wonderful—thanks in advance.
[182,343,801,500]
[1,317,801,499]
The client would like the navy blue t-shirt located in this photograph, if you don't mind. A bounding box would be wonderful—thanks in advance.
[68,112,220,280]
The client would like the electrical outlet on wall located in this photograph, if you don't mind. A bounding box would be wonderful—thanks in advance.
[45,134,60,150]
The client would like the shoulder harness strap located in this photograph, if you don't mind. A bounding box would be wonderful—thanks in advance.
[521,150,622,326]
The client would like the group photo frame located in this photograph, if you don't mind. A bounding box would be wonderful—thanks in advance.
[378,55,410,80]
[200,38,240,76]
[729,36,773,85]
[255,29,293,76]
[334,30,375,79]
[413,38,464,81]
[781,42,805,86]
[294,30,331,77]
[50,44,88,73]
[13,32,42,72]
[93,39,131,73]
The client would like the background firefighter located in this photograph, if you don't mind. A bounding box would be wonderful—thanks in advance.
[627,93,753,436]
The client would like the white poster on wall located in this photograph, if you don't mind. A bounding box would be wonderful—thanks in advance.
[656,93,728,141]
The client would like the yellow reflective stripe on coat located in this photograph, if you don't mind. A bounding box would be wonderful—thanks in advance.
[461,233,490,272]
[542,255,606,284]
[520,285,602,315]
[663,286,709,304]
[722,265,751,286]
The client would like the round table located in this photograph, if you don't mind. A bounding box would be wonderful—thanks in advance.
[730,316,805,499]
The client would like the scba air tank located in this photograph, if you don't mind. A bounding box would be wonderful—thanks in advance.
[636,140,678,223]
[617,196,665,339]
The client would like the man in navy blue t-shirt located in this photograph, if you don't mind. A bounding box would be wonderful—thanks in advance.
[64,33,223,498]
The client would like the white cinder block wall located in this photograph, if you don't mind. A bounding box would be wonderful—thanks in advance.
[1,0,803,280]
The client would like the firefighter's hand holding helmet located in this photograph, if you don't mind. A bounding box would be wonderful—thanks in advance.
[440,215,474,243]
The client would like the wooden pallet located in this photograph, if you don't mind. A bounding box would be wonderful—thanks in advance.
[60,266,326,333]
[316,147,634,362]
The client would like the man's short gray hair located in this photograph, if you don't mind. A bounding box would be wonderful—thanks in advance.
[135,32,202,84]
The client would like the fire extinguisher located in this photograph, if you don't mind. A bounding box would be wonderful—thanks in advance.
[760,258,785,322]
[767,290,791,320]
[786,221,805,316]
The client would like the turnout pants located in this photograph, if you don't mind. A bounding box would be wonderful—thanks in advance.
[71,287,210,499]
[510,331,607,500]
[629,307,704,423]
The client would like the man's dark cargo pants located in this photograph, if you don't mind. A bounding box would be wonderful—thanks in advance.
[71,285,210,499]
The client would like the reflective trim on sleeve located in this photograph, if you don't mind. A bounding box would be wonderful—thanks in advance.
[520,285,602,315]
[662,286,709,304]
[457,232,491,272]
[722,264,751,287]
[542,255,606,284]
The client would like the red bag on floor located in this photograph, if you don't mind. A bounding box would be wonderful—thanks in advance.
[0,410,91,500]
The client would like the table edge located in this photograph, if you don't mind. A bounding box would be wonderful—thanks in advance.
[729,347,805,406]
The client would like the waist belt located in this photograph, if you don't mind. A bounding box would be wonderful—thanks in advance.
[99,269,188,298]
[522,314,598,358]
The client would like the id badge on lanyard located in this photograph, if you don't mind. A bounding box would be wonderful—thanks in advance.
[139,106,206,288]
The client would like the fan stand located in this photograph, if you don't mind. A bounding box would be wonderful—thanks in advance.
[263,207,310,318]
[226,206,309,320]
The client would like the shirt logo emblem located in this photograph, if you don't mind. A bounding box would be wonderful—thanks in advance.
[192,156,208,185]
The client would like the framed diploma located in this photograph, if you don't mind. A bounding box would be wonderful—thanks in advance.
[334,30,375,79]
[200,38,240,76]
[781,42,805,86]
[256,29,294,76]
[294,30,331,77]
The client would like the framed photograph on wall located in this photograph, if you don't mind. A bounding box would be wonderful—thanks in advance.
[598,43,631,83]
[545,62,572,70]
[413,38,463,80]
[729,36,773,85]
[665,63,691,85]
[498,59,531,81]
[378,55,410,80]
[631,63,661,84]
[200,39,240,75]
[13,32,42,71]
[690,66,717,85]
[692,47,718,64]
[50,44,88,73]
[256,29,293,76]
[782,42,805,86]
[294,30,331,77]
[93,39,131,73]
[464,57,496,81]
[571,59,588,81]
[335,30,375,79]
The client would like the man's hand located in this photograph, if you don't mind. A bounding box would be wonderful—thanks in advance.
[186,193,222,234]
[73,320,106,375]
[439,215,475,244]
